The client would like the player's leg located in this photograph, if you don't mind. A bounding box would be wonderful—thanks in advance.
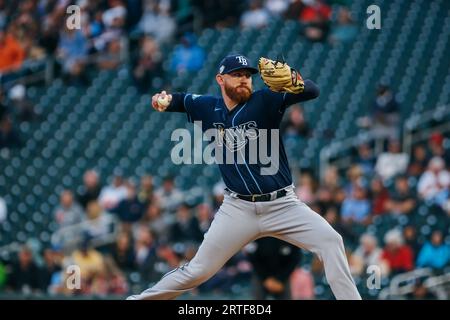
[261,191,361,300]
[127,195,260,300]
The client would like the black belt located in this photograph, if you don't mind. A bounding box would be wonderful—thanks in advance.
[225,188,288,202]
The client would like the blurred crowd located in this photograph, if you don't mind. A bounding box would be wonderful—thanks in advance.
[0,0,358,86]
[0,120,449,299]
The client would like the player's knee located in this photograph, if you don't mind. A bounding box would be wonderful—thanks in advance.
[188,264,216,285]
[322,228,344,248]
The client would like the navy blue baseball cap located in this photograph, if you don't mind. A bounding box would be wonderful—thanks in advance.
[218,54,258,75]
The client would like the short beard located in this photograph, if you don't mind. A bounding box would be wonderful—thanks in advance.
[224,83,252,104]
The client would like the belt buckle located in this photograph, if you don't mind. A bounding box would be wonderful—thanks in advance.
[252,195,257,202]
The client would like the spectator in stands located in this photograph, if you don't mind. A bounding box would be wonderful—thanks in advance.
[14,22,46,63]
[132,35,162,93]
[416,230,450,273]
[137,175,153,205]
[371,84,400,139]
[170,204,203,244]
[39,246,63,293]
[53,190,85,229]
[240,0,271,29]
[137,0,176,44]
[90,255,128,296]
[9,84,36,122]
[284,0,305,20]
[5,245,42,294]
[140,203,171,244]
[195,203,213,236]
[403,225,421,260]
[315,186,334,213]
[355,143,376,177]
[344,164,364,197]
[170,32,205,75]
[82,6,104,46]
[428,132,450,166]
[298,0,331,42]
[322,165,341,191]
[375,139,409,182]
[212,180,226,211]
[369,176,389,216]
[385,175,416,215]
[110,231,136,272]
[0,26,25,73]
[38,12,60,59]
[407,144,430,177]
[95,0,127,53]
[133,225,158,283]
[57,27,88,85]
[71,237,105,289]
[296,171,316,204]
[247,237,300,299]
[265,0,290,17]
[406,278,438,300]
[154,176,184,215]
[281,105,310,139]
[350,233,388,276]
[329,6,358,45]
[98,172,128,211]
[96,38,122,70]
[156,242,182,271]
[381,229,414,275]
[83,200,115,239]
[110,181,146,226]
[77,169,102,210]
[0,114,21,151]
[290,264,315,300]
[417,156,450,208]
[341,184,371,226]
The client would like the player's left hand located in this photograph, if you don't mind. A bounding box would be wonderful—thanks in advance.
[258,57,304,94]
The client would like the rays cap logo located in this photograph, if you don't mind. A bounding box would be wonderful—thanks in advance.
[218,54,259,75]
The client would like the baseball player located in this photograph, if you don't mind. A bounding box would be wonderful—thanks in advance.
[128,54,361,300]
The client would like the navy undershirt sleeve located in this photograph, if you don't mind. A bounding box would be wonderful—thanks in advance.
[282,79,320,107]
[165,93,187,113]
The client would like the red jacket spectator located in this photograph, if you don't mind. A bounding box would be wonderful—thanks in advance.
[299,0,331,23]
[0,31,25,72]
[381,229,414,274]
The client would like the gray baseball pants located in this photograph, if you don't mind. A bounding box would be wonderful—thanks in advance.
[127,186,361,300]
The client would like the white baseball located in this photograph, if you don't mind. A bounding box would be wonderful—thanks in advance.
[157,95,170,107]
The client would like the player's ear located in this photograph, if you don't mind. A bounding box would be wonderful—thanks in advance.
[216,74,224,86]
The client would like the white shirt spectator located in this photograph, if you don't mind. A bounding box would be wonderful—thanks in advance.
[241,2,271,29]
[99,184,127,210]
[102,5,127,28]
[138,11,176,44]
[265,0,290,16]
[417,157,450,200]
[375,152,409,181]
[84,212,115,239]
[154,187,184,214]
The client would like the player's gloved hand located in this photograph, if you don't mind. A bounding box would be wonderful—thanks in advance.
[258,57,304,94]
[152,91,172,112]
